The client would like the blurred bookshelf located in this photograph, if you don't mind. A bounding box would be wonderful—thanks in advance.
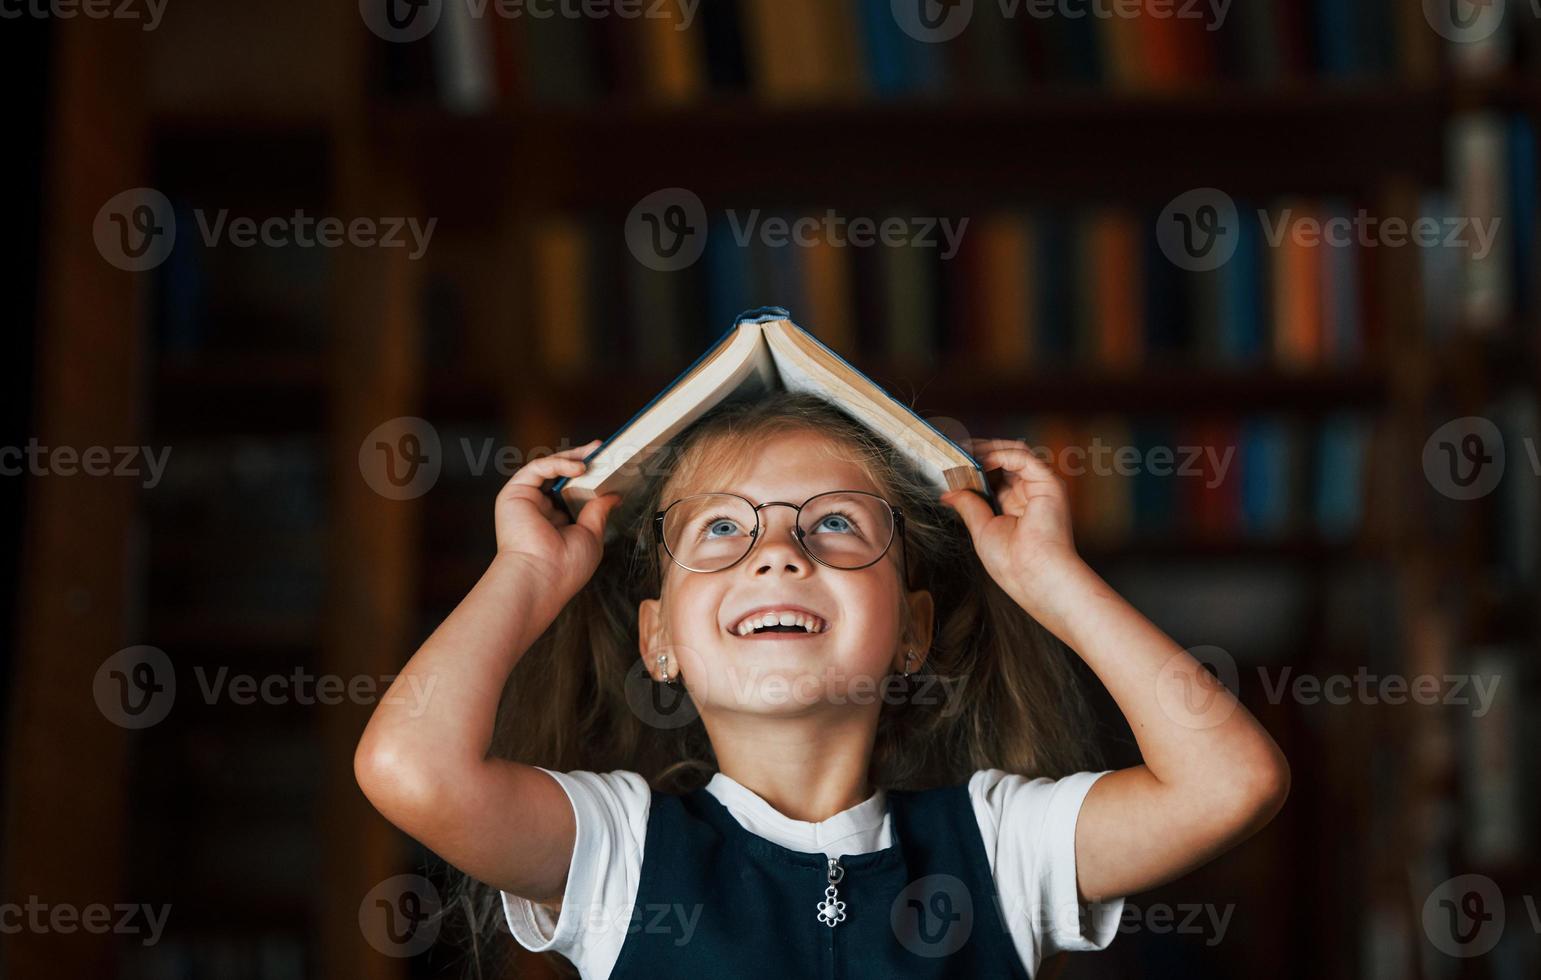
[11,2,1540,979]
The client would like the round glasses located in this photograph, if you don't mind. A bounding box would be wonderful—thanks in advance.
[653,490,909,587]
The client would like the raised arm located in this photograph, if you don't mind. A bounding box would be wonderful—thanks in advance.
[354,440,623,901]
[941,438,1290,903]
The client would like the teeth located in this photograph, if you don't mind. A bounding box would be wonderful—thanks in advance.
[733,611,826,636]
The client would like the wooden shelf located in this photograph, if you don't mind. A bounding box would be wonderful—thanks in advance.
[375,85,1456,224]
[153,352,327,435]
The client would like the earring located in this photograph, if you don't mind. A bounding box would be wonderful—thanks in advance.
[902,649,916,679]
[657,653,674,685]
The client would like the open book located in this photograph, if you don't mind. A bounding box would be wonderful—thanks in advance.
[549,307,995,524]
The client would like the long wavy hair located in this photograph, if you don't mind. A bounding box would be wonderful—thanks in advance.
[442,389,1102,978]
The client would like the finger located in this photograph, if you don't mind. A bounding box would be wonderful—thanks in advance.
[939,488,994,540]
[546,438,603,460]
[968,437,1031,456]
[575,492,623,541]
[981,446,1062,483]
[504,454,589,491]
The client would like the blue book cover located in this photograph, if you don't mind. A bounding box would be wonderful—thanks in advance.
[1509,115,1537,315]
[1216,204,1264,364]
[1131,420,1178,535]
[1313,0,1357,76]
[857,0,918,97]
[850,0,943,97]
[1319,199,1363,364]
[1239,416,1290,537]
[1314,413,1368,538]
[157,198,205,354]
[705,214,753,340]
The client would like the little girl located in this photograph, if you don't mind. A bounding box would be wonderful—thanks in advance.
[356,388,1289,979]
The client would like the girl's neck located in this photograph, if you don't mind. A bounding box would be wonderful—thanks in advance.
[706,712,879,823]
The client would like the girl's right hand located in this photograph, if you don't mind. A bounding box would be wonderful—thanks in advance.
[494,439,623,597]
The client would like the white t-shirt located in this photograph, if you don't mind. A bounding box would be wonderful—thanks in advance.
[501,767,1125,978]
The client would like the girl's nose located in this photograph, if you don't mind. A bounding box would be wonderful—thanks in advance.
[749,506,809,575]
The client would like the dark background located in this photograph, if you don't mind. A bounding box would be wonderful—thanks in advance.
[4,2,1540,979]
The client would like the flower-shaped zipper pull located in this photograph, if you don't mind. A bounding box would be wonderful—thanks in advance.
[817,857,847,927]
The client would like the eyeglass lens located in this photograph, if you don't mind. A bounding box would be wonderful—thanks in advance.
[661,492,894,573]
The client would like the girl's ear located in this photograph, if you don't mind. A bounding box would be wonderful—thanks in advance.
[638,596,663,660]
[904,588,935,660]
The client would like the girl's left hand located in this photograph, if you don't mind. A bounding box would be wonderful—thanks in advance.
[939,438,1082,615]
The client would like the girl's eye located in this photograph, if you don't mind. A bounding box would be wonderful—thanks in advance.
[698,514,745,538]
[812,510,860,535]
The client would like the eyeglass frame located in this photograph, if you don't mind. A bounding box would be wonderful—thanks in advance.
[651,490,912,592]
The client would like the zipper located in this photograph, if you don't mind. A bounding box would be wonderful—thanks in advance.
[820,857,843,980]
[817,856,847,927]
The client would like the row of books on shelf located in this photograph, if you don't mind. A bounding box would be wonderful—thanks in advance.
[1430,111,1539,337]
[1002,411,1372,547]
[393,0,1538,110]
[531,179,1533,381]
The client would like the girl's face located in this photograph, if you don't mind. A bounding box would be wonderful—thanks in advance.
[637,430,933,718]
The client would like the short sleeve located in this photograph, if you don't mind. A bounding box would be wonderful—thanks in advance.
[969,768,1125,971]
[499,768,650,976]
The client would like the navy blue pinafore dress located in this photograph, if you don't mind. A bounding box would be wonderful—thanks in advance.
[605,780,1032,979]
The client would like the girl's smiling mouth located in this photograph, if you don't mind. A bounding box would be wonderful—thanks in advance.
[725,607,830,637]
